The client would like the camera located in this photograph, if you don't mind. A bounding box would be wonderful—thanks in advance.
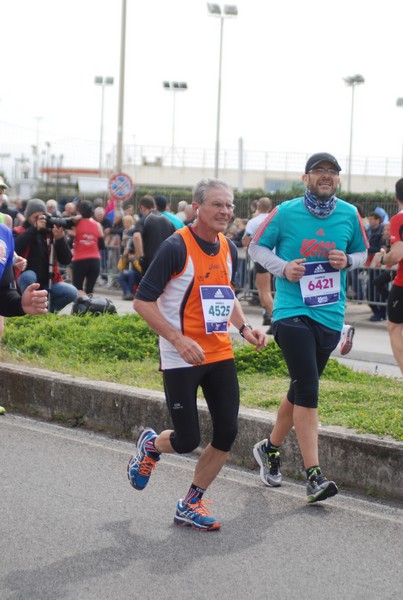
[45,214,76,229]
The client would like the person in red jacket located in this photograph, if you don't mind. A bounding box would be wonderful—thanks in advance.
[375,178,403,373]
[71,200,104,295]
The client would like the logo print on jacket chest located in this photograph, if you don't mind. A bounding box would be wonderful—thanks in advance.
[300,238,335,258]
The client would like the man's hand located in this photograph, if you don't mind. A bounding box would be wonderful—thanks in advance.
[21,283,48,315]
[13,254,27,272]
[241,327,268,350]
[328,249,348,270]
[284,258,306,281]
[173,334,205,365]
[52,225,65,240]
[35,214,47,231]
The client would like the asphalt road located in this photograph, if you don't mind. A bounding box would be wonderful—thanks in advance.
[1,415,402,600]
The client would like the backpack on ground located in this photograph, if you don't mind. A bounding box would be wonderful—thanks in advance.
[71,294,117,316]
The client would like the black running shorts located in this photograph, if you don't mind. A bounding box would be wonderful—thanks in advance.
[163,358,239,454]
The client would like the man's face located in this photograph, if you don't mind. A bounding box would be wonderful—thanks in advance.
[29,210,46,228]
[94,209,104,222]
[302,161,340,199]
[194,188,234,234]
[368,215,380,229]
[64,203,76,216]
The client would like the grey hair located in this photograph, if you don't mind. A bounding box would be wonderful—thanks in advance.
[192,179,234,204]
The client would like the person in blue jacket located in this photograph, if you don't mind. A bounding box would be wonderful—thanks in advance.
[0,223,48,414]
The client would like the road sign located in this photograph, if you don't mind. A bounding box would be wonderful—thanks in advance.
[108,172,134,202]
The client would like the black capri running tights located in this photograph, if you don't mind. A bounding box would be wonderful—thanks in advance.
[72,258,100,294]
[163,358,239,454]
[272,316,340,409]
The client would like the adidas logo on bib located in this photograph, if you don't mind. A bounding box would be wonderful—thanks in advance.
[214,288,225,298]
[313,264,326,274]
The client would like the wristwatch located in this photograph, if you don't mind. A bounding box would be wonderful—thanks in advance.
[346,254,353,268]
[239,322,252,338]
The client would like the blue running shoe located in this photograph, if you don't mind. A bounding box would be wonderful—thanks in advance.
[174,498,221,531]
[127,427,159,491]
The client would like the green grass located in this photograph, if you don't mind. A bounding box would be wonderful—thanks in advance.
[1,313,402,441]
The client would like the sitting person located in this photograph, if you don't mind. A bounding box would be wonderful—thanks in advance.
[117,219,141,300]
[14,198,78,312]
[117,243,142,300]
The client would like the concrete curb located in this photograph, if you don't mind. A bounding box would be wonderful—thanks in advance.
[1,362,402,503]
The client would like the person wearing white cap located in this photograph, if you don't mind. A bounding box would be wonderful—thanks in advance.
[0,177,24,226]
[249,152,368,503]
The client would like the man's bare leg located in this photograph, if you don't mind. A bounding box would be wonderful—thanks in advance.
[388,322,403,374]
[255,272,274,316]
[269,395,294,446]
[293,405,319,468]
[155,432,227,489]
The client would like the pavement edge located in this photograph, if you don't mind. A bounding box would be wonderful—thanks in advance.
[1,362,402,503]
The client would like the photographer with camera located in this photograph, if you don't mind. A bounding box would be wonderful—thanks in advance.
[13,198,78,312]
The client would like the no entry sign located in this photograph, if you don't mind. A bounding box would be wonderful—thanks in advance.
[108,172,134,202]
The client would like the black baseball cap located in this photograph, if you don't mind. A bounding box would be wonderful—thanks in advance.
[305,153,342,174]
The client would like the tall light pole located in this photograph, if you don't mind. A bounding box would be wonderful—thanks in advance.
[163,81,188,165]
[207,3,238,178]
[396,97,403,176]
[344,74,365,192]
[34,116,42,179]
[116,0,127,173]
[94,76,114,176]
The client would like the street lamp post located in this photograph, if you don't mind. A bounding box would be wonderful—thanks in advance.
[163,81,188,166]
[396,98,403,176]
[343,74,365,192]
[116,0,127,174]
[34,116,42,179]
[0,153,10,176]
[94,76,114,177]
[207,3,238,178]
[45,142,51,192]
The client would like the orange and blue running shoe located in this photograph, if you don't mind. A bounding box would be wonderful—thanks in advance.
[174,498,221,531]
[127,427,159,491]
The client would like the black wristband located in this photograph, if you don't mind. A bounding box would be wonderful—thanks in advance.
[239,322,252,338]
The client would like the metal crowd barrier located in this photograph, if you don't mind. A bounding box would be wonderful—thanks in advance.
[100,242,395,310]
[101,235,122,288]
[346,265,395,307]
[235,249,394,310]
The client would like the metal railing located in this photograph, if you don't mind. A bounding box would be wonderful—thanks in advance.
[99,244,394,314]
[234,251,393,309]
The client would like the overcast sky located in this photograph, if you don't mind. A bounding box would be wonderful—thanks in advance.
[2,0,403,174]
